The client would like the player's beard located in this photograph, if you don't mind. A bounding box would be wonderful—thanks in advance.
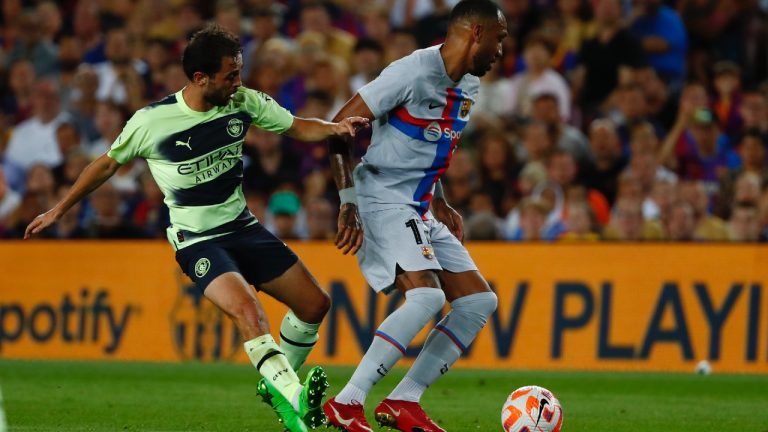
[469,52,493,77]
[204,88,232,107]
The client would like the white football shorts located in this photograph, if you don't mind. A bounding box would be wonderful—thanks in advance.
[357,206,478,293]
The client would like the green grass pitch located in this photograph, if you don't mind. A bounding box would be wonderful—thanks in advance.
[1,359,767,431]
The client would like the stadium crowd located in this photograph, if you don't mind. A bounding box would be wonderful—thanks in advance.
[1,0,767,242]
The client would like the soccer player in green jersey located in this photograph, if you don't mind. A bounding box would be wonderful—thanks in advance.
[25,25,368,432]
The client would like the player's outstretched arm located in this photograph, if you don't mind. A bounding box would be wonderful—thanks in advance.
[24,154,122,239]
[284,116,369,142]
[431,180,465,243]
[328,94,376,255]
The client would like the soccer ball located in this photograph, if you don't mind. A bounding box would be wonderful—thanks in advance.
[501,385,563,432]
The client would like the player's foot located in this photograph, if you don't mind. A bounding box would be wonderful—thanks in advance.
[373,399,445,432]
[256,378,308,432]
[323,397,372,432]
[297,366,329,428]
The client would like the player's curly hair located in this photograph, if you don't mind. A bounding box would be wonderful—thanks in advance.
[182,24,242,80]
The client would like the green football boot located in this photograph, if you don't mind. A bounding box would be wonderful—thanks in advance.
[297,366,329,428]
[256,378,308,432]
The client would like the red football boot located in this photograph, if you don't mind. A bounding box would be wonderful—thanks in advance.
[373,399,446,432]
[323,397,373,432]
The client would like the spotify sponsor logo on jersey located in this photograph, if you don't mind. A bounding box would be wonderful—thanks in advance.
[423,121,463,142]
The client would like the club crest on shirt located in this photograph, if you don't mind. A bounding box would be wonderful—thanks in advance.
[226,118,244,138]
[459,99,473,118]
[421,246,435,260]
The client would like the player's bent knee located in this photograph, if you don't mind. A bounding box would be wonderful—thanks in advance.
[406,287,446,316]
[293,288,331,324]
[456,291,498,318]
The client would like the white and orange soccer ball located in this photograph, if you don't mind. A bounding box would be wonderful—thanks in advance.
[501,385,563,432]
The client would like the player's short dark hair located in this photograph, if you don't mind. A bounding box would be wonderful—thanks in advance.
[449,0,501,24]
[182,24,242,80]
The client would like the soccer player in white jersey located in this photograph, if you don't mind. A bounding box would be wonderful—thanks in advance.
[323,1,507,431]
[25,25,368,432]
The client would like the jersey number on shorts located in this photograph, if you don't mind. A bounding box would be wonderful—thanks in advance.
[405,219,430,245]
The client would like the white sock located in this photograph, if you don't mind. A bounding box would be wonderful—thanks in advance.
[389,291,497,402]
[279,310,320,371]
[335,287,445,405]
[244,334,303,410]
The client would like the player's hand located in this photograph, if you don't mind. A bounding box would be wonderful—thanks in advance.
[432,198,464,243]
[333,117,369,138]
[335,203,363,255]
[24,209,60,239]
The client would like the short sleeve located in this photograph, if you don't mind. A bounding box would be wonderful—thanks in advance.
[358,56,414,119]
[240,87,294,133]
[107,111,151,164]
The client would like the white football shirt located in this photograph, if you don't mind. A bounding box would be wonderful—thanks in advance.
[355,45,479,219]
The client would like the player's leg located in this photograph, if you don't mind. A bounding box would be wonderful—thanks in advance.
[378,217,497,431]
[325,209,445,431]
[335,270,444,406]
[388,270,496,404]
[259,260,330,372]
[176,237,307,431]
[232,224,330,429]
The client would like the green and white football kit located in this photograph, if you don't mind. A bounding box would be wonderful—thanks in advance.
[108,86,298,289]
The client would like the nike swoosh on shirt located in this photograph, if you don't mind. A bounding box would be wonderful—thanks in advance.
[330,404,354,428]
[428,103,442,109]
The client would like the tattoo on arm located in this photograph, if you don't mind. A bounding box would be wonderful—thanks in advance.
[329,135,355,190]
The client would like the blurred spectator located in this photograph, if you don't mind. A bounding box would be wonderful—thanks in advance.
[66,66,102,143]
[603,198,664,240]
[630,0,688,89]
[557,0,596,56]
[243,128,301,196]
[4,191,51,238]
[507,197,551,241]
[387,28,419,63]
[643,178,677,222]
[3,59,36,125]
[93,27,148,111]
[443,149,479,216]
[478,131,520,216]
[83,181,146,239]
[581,118,626,205]
[520,120,556,163]
[298,2,355,64]
[465,212,503,241]
[547,149,610,225]
[560,201,599,241]
[267,190,301,240]
[0,166,21,224]
[74,0,105,64]
[530,93,591,165]
[574,0,645,116]
[739,92,768,144]
[711,61,743,138]
[728,201,763,241]
[242,7,289,79]
[716,131,768,218]
[48,184,87,239]
[303,197,335,240]
[503,33,571,120]
[130,172,169,238]
[56,35,86,111]
[664,200,697,241]
[678,180,729,240]
[349,38,385,93]
[665,108,738,187]
[611,82,665,153]
[502,0,543,51]
[5,80,69,170]
[4,9,59,77]
[360,5,391,49]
